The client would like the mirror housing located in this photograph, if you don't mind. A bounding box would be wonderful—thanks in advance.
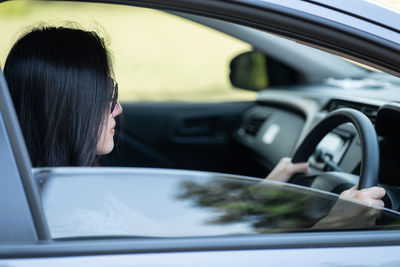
[230,51,299,91]
[229,51,268,91]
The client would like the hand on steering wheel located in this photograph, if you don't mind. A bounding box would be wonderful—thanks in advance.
[266,157,310,182]
[290,108,380,190]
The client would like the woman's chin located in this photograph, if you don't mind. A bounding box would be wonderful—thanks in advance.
[96,140,114,155]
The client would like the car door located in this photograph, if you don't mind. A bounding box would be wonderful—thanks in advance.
[2,167,400,266]
[105,101,255,174]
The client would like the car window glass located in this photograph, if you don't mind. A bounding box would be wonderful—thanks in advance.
[0,0,255,102]
[36,169,400,239]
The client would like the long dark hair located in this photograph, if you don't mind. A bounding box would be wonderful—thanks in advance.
[4,26,114,167]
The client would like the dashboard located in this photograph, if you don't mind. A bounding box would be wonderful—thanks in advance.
[235,86,400,188]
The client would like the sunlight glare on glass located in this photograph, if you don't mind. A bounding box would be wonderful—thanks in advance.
[366,0,400,12]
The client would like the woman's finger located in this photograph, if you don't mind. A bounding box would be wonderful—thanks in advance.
[360,186,386,199]
[287,162,310,176]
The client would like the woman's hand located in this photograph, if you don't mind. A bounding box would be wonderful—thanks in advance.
[313,186,386,229]
[265,157,387,228]
[339,185,386,208]
[265,157,310,182]
[266,158,386,207]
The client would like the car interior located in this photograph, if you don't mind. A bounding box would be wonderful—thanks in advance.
[1,1,400,213]
[84,11,400,211]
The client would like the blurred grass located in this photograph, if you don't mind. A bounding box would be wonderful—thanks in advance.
[0,1,255,102]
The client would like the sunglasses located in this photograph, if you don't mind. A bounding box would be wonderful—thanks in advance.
[110,78,118,113]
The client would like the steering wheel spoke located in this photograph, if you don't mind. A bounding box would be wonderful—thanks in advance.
[289,108,379,190]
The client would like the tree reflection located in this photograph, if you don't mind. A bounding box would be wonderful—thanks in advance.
[176,179,335,233]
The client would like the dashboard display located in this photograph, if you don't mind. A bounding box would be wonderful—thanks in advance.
[262,123,281,145]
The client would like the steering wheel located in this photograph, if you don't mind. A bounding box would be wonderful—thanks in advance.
[289,108,379,191]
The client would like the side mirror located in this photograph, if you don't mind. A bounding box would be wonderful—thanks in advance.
[229,51,269,91]
[230,51,299,91]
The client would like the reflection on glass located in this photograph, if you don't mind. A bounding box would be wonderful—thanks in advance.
[176,179,332,233]
[36,169,400,239]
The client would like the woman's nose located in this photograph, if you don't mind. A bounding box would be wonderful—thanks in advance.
[112,101,123,117]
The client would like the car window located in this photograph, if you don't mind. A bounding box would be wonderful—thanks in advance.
[3,0,400,244]
[0,1,255,102]
[36,169,400,239]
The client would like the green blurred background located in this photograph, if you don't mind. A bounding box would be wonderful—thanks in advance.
[0,1,255,102]
[0,0,398,102]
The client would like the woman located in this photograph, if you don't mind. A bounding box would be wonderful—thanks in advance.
[4,25,384,208]
[4,26,122,167]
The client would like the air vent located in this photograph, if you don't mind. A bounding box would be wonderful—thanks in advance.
[324,100,378,123]
[242,114,268,136]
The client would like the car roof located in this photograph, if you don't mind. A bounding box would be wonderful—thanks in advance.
[259,0,400,44]
[309,0,400,32]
